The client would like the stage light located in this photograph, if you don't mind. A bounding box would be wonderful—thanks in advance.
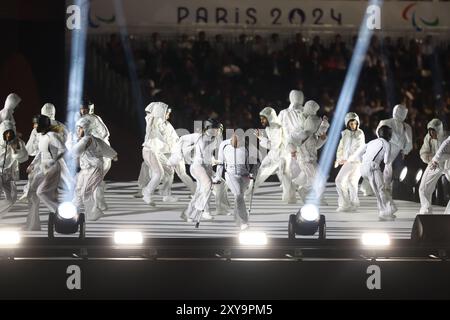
[361,233,391,247]
[415,169,423,184]
[300,204,320,222]
[288,205,326,240]
[238,231,268,246]
[48,202,86,239]
[0,231,21,246]
[411,215,450,244]
[114,231,144,245]
[399,166,408,182]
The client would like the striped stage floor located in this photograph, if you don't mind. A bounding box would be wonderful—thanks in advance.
[0,181,445,239]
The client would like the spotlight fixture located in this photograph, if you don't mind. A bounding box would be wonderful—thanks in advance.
[288,204,326,240]
[399,166,408,183]
[48,202,86,239]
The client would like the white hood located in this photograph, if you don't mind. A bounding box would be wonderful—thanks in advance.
[427,118,444,136]
[76,117,92,135]
[303,100,320,116]
[344,112,360,128]
[260,107,281,127]
[146,102,168,119]
[304,115,321,134]
[41,103,56,120]
[4,93,21,111]
[0,120,15,146]
[393,104,408,122]
[289,90,304,111]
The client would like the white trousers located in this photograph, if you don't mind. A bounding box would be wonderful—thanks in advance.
[183,164,213,220]
[0,175,17,218]
[418,165,446,214]
[142,148,173,200]
[225,172,250,226]
[361,163,397,217]
[73,166,104,220]
[26,162,61,231]
[383,144,402,194]
[336,162,361,209]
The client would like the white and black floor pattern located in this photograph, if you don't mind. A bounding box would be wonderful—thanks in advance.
[0,181,445,239]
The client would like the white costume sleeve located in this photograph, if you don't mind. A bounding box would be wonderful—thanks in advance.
[71,136,91,157]
[11,140,28,163]
[214,141,226,180]
[384,141,391,165]
[432,138,450,163]
[404,124,413,155]
[336,133,345,162]
[96,138,117,159]
[25,128,39,156]
[419,135,433,164]
[349,143,367,163]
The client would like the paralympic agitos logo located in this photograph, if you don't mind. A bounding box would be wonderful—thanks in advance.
[402,3,439,32]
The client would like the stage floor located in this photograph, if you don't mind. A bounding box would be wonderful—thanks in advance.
[0,181,445,239]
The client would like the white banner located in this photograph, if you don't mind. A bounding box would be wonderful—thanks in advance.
[83,0,450,33]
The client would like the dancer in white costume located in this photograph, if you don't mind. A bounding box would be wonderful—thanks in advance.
[26,115,66,231]
[418,119,450,214]
[214,132,255,229]
[376,104,413,195]
[141,102,174,206]
[174,119,222,223]
[250,107,291,202]
[71,117,118,221]
[356,125,397,221]
[335,112,365,212]
[0,121,28,219]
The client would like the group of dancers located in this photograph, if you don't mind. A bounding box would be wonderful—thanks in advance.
[0,90,449,231]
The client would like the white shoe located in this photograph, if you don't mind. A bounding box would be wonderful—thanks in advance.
[88,211,103,221]
[133,190,143,198]
[201,212,213,220]
[240,224,249,230]
[18,194,28,203]
[379,214,396,221]
[143,195,156,206]
[162,195,178,202]
[336,207,351,212]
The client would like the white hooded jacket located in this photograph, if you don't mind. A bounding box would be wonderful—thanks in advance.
[336,113,365,162]
[0,121,28,179]
[259,107,284,158]
[85,103,110,142]
[142,102,168,152]
[71,118,117,170]
[0,93,21,127]
[420,119,448,164]
[278,90,304,137]
[296,115,327,163]
[377,104,413,154]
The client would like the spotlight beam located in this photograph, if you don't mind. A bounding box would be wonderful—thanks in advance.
[113,0,146,138]
[64,0,90,202]
[309,0,383,206]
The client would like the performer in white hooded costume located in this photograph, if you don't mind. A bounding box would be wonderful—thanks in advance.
[356,125,397,221]
[26,115,66,231]
[0,121,28,219]
[71,117,118,221]
[278,90,306,203]
[174,119,222,222]
[40,103,73,195]
[250,107,291,201]
[335,112,365,212]
[213,132,255,230]
[141,102,175,206]
[0,93,21,128]
[79,102,112,210]
[418,119,450,214]
[136,106,196,200]
[376,104,413,195]
[288,103,329,203]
